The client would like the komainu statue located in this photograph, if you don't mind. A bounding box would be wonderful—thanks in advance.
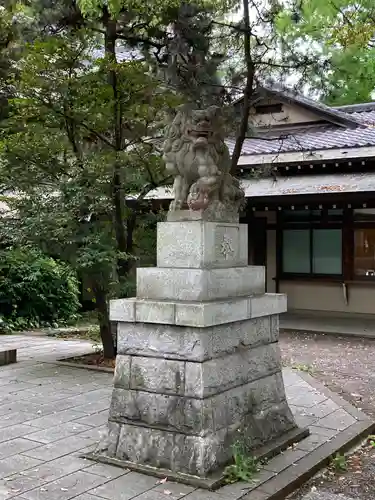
[163,105,245,221]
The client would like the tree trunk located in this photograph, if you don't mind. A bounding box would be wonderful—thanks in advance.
[103,9,133,279]
[230,0,255,174]
[93,282,116,359]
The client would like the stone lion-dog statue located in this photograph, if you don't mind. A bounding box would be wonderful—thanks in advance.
[162,105,245,220]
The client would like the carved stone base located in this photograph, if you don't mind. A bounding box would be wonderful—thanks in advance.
[100,220,301,479]
[101,312,301,477]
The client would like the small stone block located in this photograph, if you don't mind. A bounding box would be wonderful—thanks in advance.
[0,349,17,366]
[175,299,249,327]
[249,294,287,318]
[109,298,135,322]
[135,300,176,325]
[136,266,265,302]
[157,221,248,269]
[130,357,185,395]
[185,343,281,398]
[117,317,276,361]
[113,355,131,389]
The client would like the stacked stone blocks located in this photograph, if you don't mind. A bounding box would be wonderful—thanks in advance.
[106,219,296,477]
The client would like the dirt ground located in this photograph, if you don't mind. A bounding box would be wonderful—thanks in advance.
[280,330,375,499]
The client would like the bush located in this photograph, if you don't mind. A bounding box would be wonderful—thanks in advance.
[0,247,80,331]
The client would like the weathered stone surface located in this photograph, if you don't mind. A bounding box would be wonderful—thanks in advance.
[109,399,297,477]
[135,300,175,325]
[130,357,185,395]
[175,298,249,327]
[117,317,274,361]
[210,371,286,431]
[185,343,280,398]
[109,371,288,435]
[157,221,248,269]
[109,298,135,322]
[209,317,272,355]
[136,266,265,302]
[250,294,287,318]
[270,314,280,342]
[252,401,296,442]
[113,422,231,475]
[111,297,285,327]
[117,322,210,361]
[113,355,130,389]
[109,388,206,435]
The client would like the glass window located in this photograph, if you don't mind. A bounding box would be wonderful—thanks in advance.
[354,208,375,222]
[282,228,343,275]
[354,228,375,277]
[282,229,310,273]
[312,229,342,274]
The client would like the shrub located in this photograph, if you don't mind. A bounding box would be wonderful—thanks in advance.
[0,247,80,331]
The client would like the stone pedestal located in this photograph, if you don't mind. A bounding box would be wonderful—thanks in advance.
[101,218,302,480]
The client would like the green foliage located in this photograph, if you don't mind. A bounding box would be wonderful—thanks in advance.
[0,247,80,332]
[331,453,348,472]
[276,0,375,104]
[224,440,259,484]
[368,435,375,448]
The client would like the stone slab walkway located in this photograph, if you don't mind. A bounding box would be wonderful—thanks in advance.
[0,335,372,500]
[0,335,94,362]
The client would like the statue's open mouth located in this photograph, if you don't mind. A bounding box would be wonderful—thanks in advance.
[188,129,212,141]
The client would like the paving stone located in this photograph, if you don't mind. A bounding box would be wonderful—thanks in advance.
[77,426,108,441]
[68,495,104,500]
[83,463,129,480]
[73,411,110,428]
[263,448,306,473]
[296,433,331,452]
[73,399,111,415]
[0,412,36,429]
[0,425,36,444]
[0,454,44,479]
[134,491,178,500]
[232,489,269,500]
[288,390,328,408]
[308,425,339,438]
[183,491,237,500]
[294,414,319,428]
[89,472,158,500]
[26,410,88,429]
[22,435,95,461]
[20,470,107,500]
[0,455,91,497]
[317,408,357,431]
[152,481,196,498]
[0,439,41,459]
[214,481,259,499]
[25,422,92,444]
[248,468,276,488]
[0,333,372,500]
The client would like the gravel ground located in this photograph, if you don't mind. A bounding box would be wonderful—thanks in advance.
[280,330,375,500]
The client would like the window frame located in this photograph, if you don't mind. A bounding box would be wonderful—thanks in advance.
[280,225,344,279]
[352,226,375,281]
[278,208,375,282]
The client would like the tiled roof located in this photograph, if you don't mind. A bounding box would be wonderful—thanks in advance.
[345,111,375,125]
[235,103,375,157]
